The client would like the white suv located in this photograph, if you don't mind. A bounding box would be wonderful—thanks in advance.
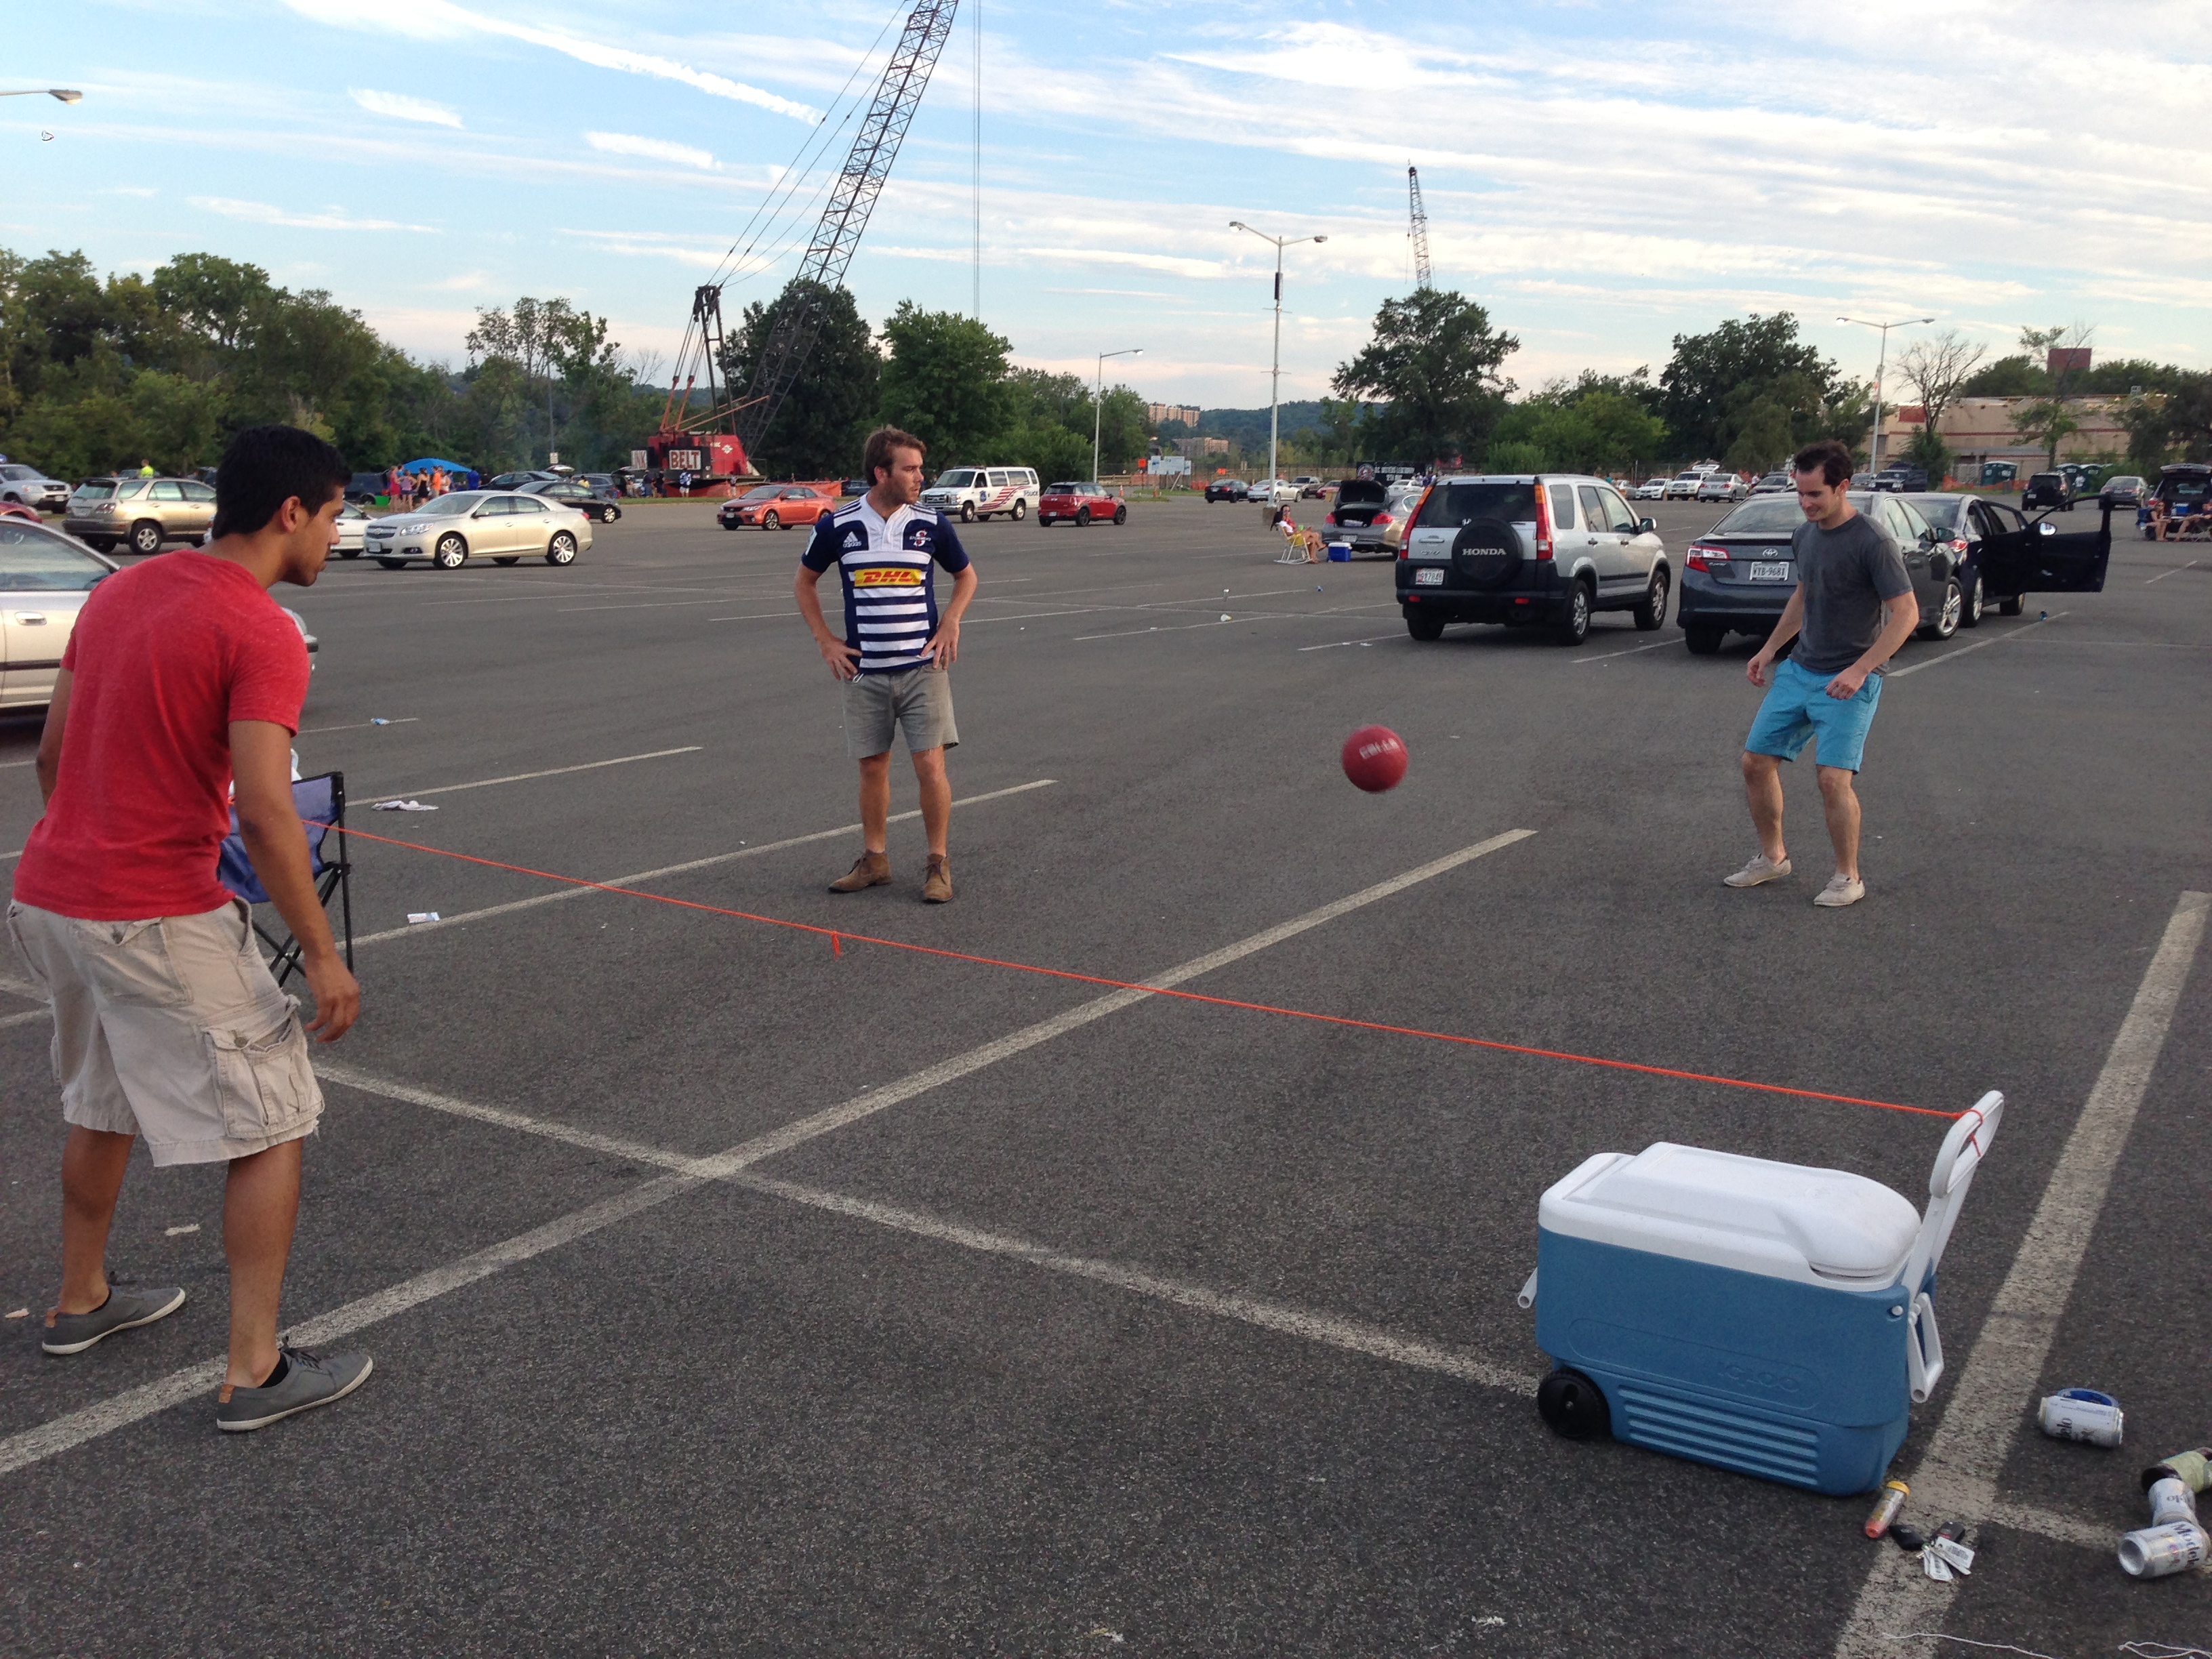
[1395,473,1671,647]
[921,466,1039,522]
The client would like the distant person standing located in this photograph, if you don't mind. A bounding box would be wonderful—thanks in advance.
[795,426,978,903]
[137,459,155,478]
[1725,439,1919,908]
[9,424,371,1430]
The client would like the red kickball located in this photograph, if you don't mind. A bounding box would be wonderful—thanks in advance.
[1340,724,1408,793]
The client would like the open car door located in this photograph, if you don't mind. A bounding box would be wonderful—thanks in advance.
[1979,504,2113,596]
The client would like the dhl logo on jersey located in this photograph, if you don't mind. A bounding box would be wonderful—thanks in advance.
[852,565,925,588]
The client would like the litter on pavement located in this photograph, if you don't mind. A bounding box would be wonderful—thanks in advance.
[405,912,441,924]
[373,800,439,812]
[2038,1387,2123,1446]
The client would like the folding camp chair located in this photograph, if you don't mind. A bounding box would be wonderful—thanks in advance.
[216,771,354,988]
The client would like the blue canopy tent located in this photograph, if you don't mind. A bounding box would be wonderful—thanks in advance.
[398,457,480,489]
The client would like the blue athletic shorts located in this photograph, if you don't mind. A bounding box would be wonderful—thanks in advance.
[1744,655,1883,773]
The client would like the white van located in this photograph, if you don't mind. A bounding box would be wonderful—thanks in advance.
[921,466,1040,523]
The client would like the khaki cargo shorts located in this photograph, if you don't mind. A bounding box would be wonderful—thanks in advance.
[7,898,323,1167]
[843,665,958,760]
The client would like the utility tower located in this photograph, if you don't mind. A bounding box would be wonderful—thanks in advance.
[654,1,960,479]
[1407,164,1432,289]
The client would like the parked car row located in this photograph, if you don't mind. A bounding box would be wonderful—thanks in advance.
[1677,490,2110,654]
[2,517,314,710]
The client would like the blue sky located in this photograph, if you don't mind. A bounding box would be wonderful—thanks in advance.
[7,0,2207,412]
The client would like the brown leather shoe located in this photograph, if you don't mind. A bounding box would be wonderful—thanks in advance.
[921,855,953,903]
[828,851,891,893]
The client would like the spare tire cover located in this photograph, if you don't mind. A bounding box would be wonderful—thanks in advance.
[1452,517,1522,588]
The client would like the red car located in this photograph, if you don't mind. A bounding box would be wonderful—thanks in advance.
[0,500,41,523]
[1037,482,1126,527]
[718,483,837,531]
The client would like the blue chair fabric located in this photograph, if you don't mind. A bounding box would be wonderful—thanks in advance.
[216,771,352,987]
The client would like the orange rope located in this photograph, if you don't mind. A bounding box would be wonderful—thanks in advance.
[327,820,1958,1120]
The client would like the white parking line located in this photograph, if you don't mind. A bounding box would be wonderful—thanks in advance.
[1572,638,1678,663]
[298,718,421,735]
[0,831,1534,1478]
[1884,612,2066,679]
[372,746,701,801]
[0,758,35,770]
[1298,634,1402,652]
[2144,559,2198,584]
[1830,889,2209,1657]
[344,778,1059,946]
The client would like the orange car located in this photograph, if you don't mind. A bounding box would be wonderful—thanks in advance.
[718,483,838,531]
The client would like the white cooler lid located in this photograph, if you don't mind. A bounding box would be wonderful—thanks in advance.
[1540,1143,1921,1288]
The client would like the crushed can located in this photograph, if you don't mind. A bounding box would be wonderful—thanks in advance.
[2037,1388,2123,1447]
[2117,1520,2209,1580]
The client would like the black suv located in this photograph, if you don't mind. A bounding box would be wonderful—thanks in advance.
[1872,466,1929,493]
[2022,472,2075,512]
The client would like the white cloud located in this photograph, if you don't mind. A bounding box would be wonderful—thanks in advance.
[192,196,434,231]
[586,131,716,171]
[281,0,819,122]
[349,88,463,127]
[421,270,495,291]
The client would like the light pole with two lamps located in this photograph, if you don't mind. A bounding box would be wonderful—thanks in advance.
[1837,314,1931,478]
[1229,220,1326,496]
[1093,346,1141,486]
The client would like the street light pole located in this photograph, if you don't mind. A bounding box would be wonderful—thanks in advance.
[0,89,83,100]
[1229,220,1326,493]
[1093,346,1141,485]
[1838,314,1932,476]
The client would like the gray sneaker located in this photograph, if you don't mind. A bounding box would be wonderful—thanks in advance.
[216,1345,373,1432]
[1814,873,1867,907]
[1723,853,1793,888]
[41,1286,187,1355]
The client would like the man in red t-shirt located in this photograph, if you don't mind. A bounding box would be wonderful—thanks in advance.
[8,424,373,1432]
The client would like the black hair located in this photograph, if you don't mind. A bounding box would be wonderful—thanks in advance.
[1792,439,1853,489]
[211,425,350,539]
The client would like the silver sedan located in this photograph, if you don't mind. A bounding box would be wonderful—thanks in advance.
[362,491,594,570]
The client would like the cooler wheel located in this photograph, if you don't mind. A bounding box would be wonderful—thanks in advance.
[1536,1368,1612,1441]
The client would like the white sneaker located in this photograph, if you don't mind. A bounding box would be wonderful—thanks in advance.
[1723,853,1793,888]
[1814,873,1866,907]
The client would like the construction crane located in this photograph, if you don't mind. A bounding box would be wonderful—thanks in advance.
[1406,164,1432,289]
[650,1,960,485]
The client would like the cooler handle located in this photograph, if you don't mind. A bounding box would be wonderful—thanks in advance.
[1900,1091,2004,1294]
[1906,1289,1944,1403]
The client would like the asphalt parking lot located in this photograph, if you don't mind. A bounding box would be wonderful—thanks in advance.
[2,495,2207,1657]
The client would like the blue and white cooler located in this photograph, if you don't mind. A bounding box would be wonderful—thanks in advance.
[1521,1092,2002,1495]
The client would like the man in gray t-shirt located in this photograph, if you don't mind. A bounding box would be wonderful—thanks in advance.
[1723,441,1919,908]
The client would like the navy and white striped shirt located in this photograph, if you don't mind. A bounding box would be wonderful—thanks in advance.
[801,499,971,675]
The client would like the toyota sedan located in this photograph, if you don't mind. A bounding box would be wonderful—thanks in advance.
[719,484,836,531]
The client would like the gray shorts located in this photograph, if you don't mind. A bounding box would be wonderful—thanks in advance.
[844,665,958,760]
[7,898,322,1167]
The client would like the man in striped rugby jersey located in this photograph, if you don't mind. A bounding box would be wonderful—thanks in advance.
[796,426,979,903]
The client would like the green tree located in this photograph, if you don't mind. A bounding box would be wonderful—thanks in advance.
[1723,400,1798,475]
[2013,398,2081,470]
[1958,354,2046,398]
[720,279,880,478]
[877,302,1014,467]
[1332,289,1518,467]
[1659,314,1837,461]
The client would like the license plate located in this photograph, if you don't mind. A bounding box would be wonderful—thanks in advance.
[1414,567,1444,586]
[1748,560,1791,581]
